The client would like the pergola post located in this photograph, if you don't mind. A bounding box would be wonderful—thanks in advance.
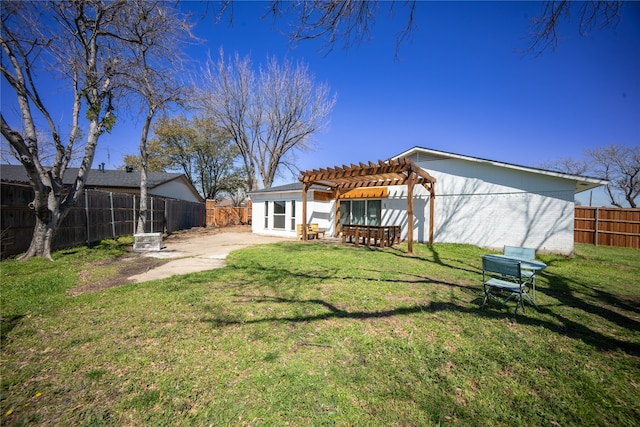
[429,183,435,245]
[335,191,341,238]
[407,172,415,254]
[302,182,310,241]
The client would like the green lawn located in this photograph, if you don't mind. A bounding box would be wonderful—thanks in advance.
[1,239,639,426]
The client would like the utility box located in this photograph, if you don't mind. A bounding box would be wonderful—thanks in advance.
[133,232,162,252]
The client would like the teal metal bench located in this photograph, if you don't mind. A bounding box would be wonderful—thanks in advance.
[504,245,537,302]
[503,245,535,261]
[481,254,533,319]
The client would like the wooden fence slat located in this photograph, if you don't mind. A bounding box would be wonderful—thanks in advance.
[1,183,205,258]
[575,206,640,249]
[205,200,252,227]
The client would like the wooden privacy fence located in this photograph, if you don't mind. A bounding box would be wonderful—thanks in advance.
[1,183,205,258]
[575,206,640,249]
[205,200,252,227]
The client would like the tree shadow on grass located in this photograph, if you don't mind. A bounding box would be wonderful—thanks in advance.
[541,271,640,331]
[514,304,640,356]
[411,245,640,356]
[205,245,640,357]
[201,295,475,326]
[386,244,483,276]
[522,270,640,356]
[213,290,640,357]
[478,269,640,356]
[225,258,477,294]
[0,314,25,346]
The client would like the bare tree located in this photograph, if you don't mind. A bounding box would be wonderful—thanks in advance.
[539,144,639,208]
[528,1,623,54]
[1,1,121,260]
[111,0,195,234]
[201,50,336,190]
[1,1,194,259]
[586,144,640,208]
[538,157,590,175]
[268,0,417,57]
[264,1,625,56]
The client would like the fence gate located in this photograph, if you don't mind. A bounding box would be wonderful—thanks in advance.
[205,200,252,227]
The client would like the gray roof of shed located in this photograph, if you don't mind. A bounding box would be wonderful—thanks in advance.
[1,164,187,190]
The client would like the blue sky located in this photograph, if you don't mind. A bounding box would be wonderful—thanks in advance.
[3,1,639,205]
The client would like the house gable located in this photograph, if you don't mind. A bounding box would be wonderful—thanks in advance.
[394,146,607,194]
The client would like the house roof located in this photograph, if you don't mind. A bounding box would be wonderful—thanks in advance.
[0,164,203,201]
[393,146,608,194]
[250,146,608,196]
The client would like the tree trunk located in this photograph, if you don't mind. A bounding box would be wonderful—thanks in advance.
[137,166,148,234]
[136,174,147,233]
[136,109,155,234]
[18,209,60,261]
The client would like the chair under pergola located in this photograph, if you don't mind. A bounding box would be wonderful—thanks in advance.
[298,158,436,254]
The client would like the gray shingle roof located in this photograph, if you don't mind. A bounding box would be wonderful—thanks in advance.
[0,164,185,189]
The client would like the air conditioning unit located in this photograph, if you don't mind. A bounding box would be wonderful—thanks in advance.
[133,232,162,252]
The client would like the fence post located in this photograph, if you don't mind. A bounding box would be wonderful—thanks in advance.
[165,199,169,233]
[133,195,136,235]
[595,207,599,246]
[110,192,116,238]
[150,197,154,233]
[85,191,90,244]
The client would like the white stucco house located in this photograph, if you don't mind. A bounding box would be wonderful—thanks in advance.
[249,146,607,255]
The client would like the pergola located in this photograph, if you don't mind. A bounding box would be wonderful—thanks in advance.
[298,158,436,254]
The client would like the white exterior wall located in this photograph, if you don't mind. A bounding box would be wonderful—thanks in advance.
[410,157,576,255]
[250,189,335,238]
[308,197,336,236]
[381,185,425,237]
[249,156,580,255]
[151,180,201,203]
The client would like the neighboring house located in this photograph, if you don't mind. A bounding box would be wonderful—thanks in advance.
[249,146,607,255]
[0,164,203,203]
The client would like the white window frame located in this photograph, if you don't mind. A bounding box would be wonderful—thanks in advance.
[340,199,382,226]
[273,200,286,229]
[290,200,296,231]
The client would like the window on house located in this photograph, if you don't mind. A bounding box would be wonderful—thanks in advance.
[351,200,365,225]
[291,200,296,230]
[339,202,350,230]
[264,201,269,229]
[367,200,381,226]
[273,200,286,229]
[340,200,381,226]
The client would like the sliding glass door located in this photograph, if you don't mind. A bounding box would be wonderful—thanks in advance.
[351,200,366,225]
[340,200,381,227]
